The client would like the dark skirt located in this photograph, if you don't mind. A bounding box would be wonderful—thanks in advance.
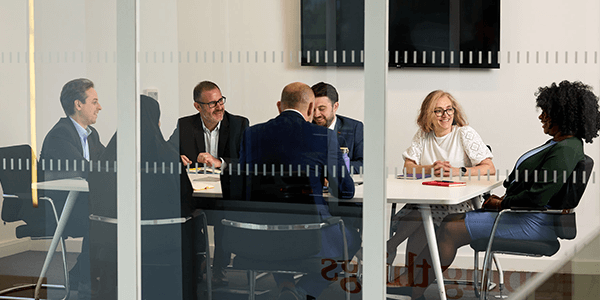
[465,210,557,241]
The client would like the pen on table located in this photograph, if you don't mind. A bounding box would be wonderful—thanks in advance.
[196,186,214,190]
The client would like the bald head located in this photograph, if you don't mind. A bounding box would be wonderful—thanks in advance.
[278,82,315,121]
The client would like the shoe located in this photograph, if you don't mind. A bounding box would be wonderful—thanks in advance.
[278,287,302,300]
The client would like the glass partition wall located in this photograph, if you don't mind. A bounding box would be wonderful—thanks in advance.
[384,1,600,300]
[1,1,599,300]
[0,0,124,299]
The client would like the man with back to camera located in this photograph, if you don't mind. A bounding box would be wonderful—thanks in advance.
[39,78,105,299]
[238,82,361,300]
[311,82,364,173]
[167,80,249,285]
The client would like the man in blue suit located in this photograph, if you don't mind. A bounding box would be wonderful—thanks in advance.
[311,82,364,173]
[238,82,361,300]
[40,78,106,300]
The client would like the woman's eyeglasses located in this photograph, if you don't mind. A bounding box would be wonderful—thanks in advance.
[433,107,454,117]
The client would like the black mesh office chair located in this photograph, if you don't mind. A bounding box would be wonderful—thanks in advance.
[470,155,594,300]
[220,171,352,300]
[0,144,70,300]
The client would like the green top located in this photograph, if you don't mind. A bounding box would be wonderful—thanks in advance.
[502,137,584,209]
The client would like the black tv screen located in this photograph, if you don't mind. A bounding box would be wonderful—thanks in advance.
[301,0,500,68]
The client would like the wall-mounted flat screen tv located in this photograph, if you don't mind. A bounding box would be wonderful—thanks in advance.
[301,0,500,68]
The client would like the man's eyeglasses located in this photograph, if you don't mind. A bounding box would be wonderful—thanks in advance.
[433,107,455,117]
[197,96,226,108]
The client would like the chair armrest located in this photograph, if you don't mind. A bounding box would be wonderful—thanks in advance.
[508,206,547,211]
[322,216,342,226]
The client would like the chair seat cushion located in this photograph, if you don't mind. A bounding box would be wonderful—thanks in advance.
[470,238,560,256]
[16,224,48,238]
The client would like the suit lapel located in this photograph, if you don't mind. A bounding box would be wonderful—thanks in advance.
[335,115,343,135]
[218,112,230,157]
[193,113,206,153]
[62,118,84,156]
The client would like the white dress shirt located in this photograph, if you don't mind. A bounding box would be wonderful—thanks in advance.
[201,120,226,168]
[69,116,92,161]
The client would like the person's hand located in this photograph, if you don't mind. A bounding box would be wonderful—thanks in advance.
[433,161,458,176]
[483,194,504,211]
[197,152,222,168]
[180,155,192,166]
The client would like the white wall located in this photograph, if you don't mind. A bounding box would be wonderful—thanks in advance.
[1,0,599,271]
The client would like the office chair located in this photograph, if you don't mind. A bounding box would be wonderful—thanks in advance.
[87,163,212,300]
[220,171,353,300]
[0,144,70,300]
[471,155,593,300]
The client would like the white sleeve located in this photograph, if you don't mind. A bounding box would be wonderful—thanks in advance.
[402,130,426,164]
[459,126,493,165]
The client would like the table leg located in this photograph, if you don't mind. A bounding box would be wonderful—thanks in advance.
[419,204,447,300]
[35,190,80,299]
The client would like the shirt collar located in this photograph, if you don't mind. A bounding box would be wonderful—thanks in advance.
[283,109,305,119]
[328,115,337,131]
[201,119,221,133]
[69,116,92,138]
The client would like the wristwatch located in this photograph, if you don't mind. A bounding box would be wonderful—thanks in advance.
[460,167,467,176]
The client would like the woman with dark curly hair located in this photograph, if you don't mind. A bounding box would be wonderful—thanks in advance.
[403,80,600,300]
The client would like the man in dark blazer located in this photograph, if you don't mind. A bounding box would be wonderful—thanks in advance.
[39,78,106,300]
[311,82,364,173]
[168,81,249,170]
[167,80,249,286]
[238,82,361,300]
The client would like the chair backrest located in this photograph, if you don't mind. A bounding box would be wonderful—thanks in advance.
[221,171,324,261]
[0,145,38,225]
[0,144,34,196]
[549,155,594,209]
[553,155,594,239]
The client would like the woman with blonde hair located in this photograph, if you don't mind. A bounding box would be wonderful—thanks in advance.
[387,90,496,268]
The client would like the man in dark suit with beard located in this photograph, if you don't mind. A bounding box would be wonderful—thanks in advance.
[39,78,106,300]
[169,81,249,170]
[238,82,361,300]
[311,82,364,173]
[168,80,249,285]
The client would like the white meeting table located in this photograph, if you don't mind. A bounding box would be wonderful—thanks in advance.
[35,173,504,300]
[364,175,504,300]
[191,172,505,300]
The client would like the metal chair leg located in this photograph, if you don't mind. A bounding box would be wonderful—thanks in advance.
[199,211,212,300]
[248,270,256,300]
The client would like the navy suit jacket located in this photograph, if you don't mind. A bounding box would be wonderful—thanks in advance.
[40,117,105,180]
[168,110,249,168]
[239,110,354,216]
[39,117,105,237]
[334,115,364,173]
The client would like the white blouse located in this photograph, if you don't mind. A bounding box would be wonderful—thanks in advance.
[402,125,493,169]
